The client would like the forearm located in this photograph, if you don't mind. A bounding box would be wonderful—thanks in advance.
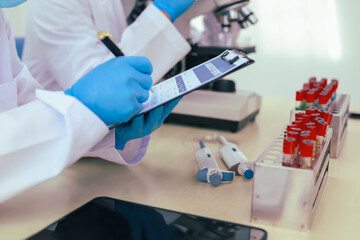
[0,90,108,203]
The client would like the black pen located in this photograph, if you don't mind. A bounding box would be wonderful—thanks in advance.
[97,31,154,93]
[97,31,125,57]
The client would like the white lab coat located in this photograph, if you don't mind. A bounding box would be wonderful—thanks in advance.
[0,9,109,203]
[0,5,158,203]
[23,0,190,165]
[23,0,191,90]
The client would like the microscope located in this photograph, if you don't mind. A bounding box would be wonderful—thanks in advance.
[129,0,261,132]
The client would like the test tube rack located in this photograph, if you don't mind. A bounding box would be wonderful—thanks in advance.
[290,93,350,158]
[250,127,332,231]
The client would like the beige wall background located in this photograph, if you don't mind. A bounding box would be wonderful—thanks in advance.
[4,0,360,106]
[3,2,28,36]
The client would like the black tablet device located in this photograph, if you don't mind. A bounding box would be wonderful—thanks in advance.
[28,197,267,240]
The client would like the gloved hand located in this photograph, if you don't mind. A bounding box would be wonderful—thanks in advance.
[115,97,182,150]
[65,56,153,126]
[153,0,195,22]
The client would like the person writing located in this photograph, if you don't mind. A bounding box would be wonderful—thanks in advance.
[23,0,195,163]
[0,0,180,203]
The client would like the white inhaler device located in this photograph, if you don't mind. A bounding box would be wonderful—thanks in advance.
[219,136,254,180]
[196,140,234,186]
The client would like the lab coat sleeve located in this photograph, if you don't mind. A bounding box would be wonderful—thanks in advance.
[24,0,189,165]
[120,3,191,82]
[0,90,109,203]
[86,133,150,166]
[24,0,152,165]
[2,9,41,107]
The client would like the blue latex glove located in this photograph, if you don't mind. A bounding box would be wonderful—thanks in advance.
[153,0,195,22]
[115,97,182,150]
[65,56,153,126]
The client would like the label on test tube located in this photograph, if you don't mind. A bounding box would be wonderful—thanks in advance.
[300,140,313,169]
[296,90,304,110]
[196,140,234,186]
[315,120,327,154]
[306,91,315,108]
[219,136,254,180]
[286,131,299,166]
[299,132,315,161]
[318,92,328,110]
[304,125,317,158]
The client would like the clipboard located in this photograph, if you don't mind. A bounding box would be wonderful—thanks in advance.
[110,49,254,129]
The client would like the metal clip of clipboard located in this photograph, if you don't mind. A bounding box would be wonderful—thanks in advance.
[221,49,251,64]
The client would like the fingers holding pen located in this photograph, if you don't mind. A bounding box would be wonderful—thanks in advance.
[132,72,153,91]
[129,70,153,104]
[132,82,150,103]
[125,56,153,75]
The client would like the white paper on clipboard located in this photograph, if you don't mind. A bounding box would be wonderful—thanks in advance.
[109,50,253,129]
[139,49,252,114]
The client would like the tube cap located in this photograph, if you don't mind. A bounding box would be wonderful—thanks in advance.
[331,79,339,89]
[306,91,315,103]
[197,169,208,182]
[295,112,304,120]
[287,131,299,143]
[244,169,254,180]
[302,115,311,124]
[290,127,302,134]
[305,122,315,127]
[317,109,325,115]
[292,121,303,130]
[319,92,328,105]
[316,121,328,137]
[299,133,311,143]
[309,77,317,88]
[321,111,333,125]
[312,88,320,99]
[315,117,325,123]
[311,113,320,123]
[287,124,299,133]
[305,125,317,140]
[300,140,313,157]
[283,137,296,154]
[306,107,317,115]
[320,78,328,87]
[296,90,304,101]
